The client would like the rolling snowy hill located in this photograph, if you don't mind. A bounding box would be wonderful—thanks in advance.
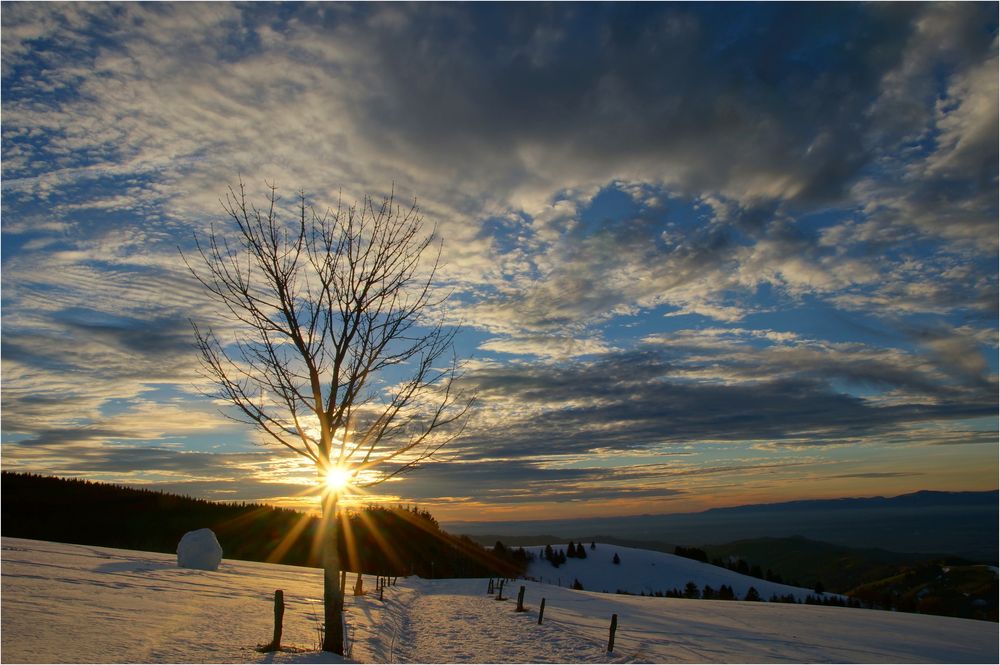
[2,537,996,663]
[525,543,826,601]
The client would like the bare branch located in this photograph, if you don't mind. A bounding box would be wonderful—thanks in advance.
[185,179,475,486]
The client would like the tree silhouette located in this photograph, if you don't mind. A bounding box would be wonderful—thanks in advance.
[613,552,621,565]
[185,181,473,653]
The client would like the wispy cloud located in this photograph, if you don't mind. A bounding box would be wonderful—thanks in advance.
[2,3,995,515]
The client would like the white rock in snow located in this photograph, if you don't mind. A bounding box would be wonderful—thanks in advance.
[176,528,223,571]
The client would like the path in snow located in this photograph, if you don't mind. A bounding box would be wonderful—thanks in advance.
[387,579,625,664]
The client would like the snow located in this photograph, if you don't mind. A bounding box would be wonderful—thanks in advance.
[525,543,827,601]
[176,528,223,571]
[2,537,996,663]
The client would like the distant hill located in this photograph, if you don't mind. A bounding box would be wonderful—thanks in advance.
[701,536,933,592]
[0,472,526,578]
[847,561,997,620]
[524,542,830,603]
[446,490,999,561]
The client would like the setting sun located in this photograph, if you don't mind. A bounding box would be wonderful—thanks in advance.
[325,466,352,492]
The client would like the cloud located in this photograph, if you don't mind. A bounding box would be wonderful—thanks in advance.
[389,459,690,505]
[479,335,615,360]
[829,472,924,480]
[452,338,996,461]
[1,3,995,511]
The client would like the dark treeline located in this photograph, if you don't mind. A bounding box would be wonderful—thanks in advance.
[627,581,864,608]
[671,540,996,621]
[1,472,527,578]
[537,540,591,568]
[674,545,800,588]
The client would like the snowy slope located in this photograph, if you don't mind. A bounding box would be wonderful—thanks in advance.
[2,537,996,663]
[525,543,825,601]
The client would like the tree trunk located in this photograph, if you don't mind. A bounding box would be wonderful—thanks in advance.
[321,494,345,654]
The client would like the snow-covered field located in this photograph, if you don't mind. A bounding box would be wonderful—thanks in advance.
[2,537,996,663]
[525,543,827,601]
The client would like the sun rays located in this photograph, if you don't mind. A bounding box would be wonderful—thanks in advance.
[224,463,496,581]
[325,466,352,493]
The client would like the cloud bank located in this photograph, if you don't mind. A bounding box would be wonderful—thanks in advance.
[2,3,996,515]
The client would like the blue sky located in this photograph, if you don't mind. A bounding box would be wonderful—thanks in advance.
[2,2,997,520]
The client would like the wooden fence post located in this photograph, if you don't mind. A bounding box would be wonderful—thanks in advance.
[516,585,526,612]
[354,573,364,596]
[488,578,494,594]
[496,579,505,600]
[537,598,546,624]
[607,613,618,653]
[257,589,285,652]
[273,589,285,649]
[340,570,347,594]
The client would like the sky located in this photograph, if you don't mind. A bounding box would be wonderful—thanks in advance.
[2,2,997,522]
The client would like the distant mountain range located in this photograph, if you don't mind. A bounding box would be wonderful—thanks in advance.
[445,490,999,561]
[703,489,998,512]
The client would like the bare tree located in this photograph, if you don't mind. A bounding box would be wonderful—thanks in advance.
[184,181,472,654]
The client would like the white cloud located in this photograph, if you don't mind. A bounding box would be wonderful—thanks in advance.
[2,3,995,507]
[479,335,615,360]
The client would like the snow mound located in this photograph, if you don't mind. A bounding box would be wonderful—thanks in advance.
[176,528,222,571]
